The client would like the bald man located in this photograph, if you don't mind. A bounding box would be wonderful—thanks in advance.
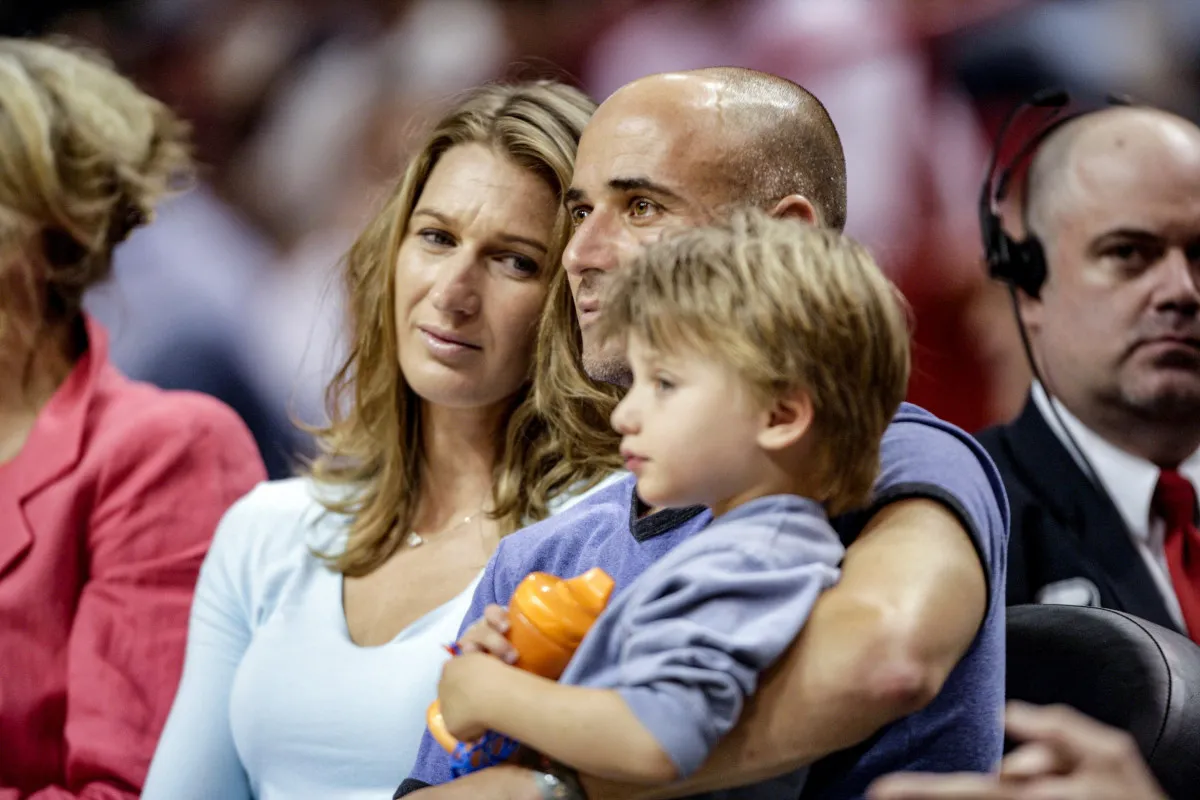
[976,105,1200,639]
[398,68,1008,800]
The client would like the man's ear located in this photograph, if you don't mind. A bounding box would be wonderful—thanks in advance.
[757,390,814,452]
[769,195,820,227]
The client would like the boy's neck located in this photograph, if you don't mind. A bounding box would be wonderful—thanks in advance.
[710,472,817,518]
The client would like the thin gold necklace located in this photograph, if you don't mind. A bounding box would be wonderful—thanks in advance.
[403,508,485,548]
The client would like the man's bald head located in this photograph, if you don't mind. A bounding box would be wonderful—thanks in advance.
[1023,106,1200,242]
[599,67,847,229]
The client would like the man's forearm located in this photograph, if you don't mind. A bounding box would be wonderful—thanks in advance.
[583,498,987,800]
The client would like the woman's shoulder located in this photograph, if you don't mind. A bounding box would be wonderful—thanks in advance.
[209,477,348,572]
[200,477,351,620]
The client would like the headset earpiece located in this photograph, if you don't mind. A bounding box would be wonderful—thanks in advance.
[980,89,1133,301]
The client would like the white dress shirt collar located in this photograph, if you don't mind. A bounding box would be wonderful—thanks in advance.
[1030,381,1200,545]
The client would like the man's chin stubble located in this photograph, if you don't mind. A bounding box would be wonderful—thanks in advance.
[583,355,633,388]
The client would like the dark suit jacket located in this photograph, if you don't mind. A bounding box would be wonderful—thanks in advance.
[975,395,1182,633]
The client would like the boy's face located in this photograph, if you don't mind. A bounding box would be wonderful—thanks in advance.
[610,335,767,511]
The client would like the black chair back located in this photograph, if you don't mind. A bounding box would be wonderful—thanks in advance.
[1008,604,1200,799]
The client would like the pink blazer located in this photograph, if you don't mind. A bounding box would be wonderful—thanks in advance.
[0,318,266,798]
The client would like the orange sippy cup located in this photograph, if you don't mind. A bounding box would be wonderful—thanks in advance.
[427,567,614,762]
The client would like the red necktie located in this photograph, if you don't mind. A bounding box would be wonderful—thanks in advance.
[1154,470,1200,643]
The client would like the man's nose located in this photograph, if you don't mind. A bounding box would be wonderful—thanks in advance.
[1154,246,1200,315]
[564,211,619,277]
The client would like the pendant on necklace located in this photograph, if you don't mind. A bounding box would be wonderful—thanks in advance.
[403,531,424,548]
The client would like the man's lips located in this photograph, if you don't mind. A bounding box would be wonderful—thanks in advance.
[576,299,601,322]
[1139,334,1200,348]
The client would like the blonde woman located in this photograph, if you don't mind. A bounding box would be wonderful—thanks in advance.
[143,81,622,799]
[0,40,265,796]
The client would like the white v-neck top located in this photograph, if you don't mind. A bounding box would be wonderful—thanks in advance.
[143,474,622,800]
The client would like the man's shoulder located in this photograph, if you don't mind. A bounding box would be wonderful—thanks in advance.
[495,473,637,564]
[878,402,1008,529]
[890,402,984,445]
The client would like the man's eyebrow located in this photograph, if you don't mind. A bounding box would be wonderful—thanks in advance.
[608,176,685,203]
[564,177,685,207]
[1088,227,1160,253]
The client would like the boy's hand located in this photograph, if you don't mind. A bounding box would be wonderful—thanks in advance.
[439,652,507,742]
[458,604,518,664]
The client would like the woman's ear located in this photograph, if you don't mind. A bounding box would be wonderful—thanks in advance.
[756,389,814,452]
[768,194,819,227]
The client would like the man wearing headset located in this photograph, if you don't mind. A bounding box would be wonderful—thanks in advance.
[974,100,1200,641]
[859,97,1199,800]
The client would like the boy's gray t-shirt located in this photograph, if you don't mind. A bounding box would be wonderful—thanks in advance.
[559,494,844,779]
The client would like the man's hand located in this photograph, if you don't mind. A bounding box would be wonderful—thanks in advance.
[438,652,509,742]
[866,701,1168,800]
[459,605,519,664]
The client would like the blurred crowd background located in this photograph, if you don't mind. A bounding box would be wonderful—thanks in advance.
[8,0,1200,478]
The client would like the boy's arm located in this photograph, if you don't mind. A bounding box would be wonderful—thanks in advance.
[440,655,676,784]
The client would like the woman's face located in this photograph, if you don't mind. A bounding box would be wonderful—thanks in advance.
[395,143,559,411]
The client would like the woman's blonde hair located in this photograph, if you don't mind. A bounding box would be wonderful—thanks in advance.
[0,38,190,334]
[310,80,623,577]
[600,208,912,517]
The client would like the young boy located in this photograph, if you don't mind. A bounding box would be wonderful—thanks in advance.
[433,207,912,789]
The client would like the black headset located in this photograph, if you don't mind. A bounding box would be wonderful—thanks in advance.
[978,88,1133,299]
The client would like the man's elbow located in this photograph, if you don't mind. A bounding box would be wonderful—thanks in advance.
[595,743,681,786]
[608,746,680,785]
[854,626,951,715]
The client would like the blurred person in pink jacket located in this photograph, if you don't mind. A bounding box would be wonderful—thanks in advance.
[0,38,265,798]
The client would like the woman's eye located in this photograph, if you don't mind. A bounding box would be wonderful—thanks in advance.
[498,254,540,276]
[419,229,454,247]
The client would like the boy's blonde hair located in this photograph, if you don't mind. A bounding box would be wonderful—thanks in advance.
[600,207,911,516]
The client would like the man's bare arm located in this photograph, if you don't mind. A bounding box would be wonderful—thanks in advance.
[583,497,989,799]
